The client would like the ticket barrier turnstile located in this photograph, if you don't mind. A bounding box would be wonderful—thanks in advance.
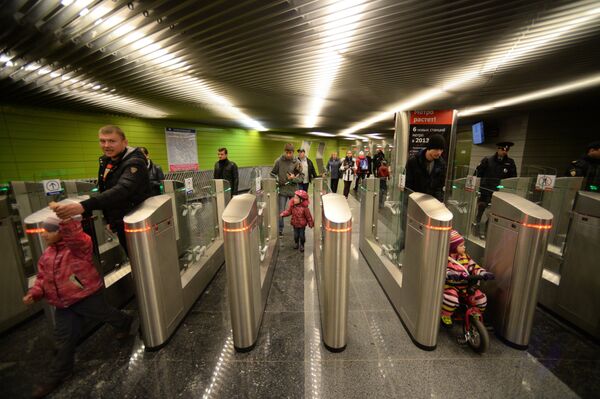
[360,177,453,350]
[313,178,352,351]
[0,195,41,332]
[483,191,553,349]
[222,178,279,351]
[539,191,600,339]
[124,187,228,350]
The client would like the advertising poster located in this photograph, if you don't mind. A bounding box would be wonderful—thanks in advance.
[407,110,454,161]
[165,127,199,172]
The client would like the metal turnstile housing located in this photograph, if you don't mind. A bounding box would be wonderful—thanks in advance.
[222,181,279,352]
[484,191,553,348]
[401,192,453,349]
[555,191,600,338]
[124,193,225,349]
[316,191,352,351]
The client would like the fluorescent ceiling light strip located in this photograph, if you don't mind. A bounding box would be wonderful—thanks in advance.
[60,89,169,118]
[164,75,266,130]
[308,131,336,137]
[303,0,366,128]
[340,5,600,135]
[458,74,600,116]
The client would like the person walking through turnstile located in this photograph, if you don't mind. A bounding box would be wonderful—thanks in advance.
[441,230,493,327]
[566,140,600,192]
[23,212,133,399]
[279,190,314,253]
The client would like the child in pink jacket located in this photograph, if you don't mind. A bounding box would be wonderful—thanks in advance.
[280,190,314,252]
[23,213,132,398]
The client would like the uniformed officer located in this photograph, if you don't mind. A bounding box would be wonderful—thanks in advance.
[473,141,517,237]
[54,125,152,254]
[566,141,600,192]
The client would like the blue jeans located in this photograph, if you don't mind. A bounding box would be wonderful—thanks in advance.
[278,194,292,234]
[294,227,306,245]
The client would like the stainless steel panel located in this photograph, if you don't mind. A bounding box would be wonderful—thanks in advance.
[541,177,582,247]
[556,192,600,338]
[573,191,600,217]
[223,194,262,350]
[400,192,452,349]
[320,193,352,350]
[0,195,40,332]
[484,191,553,347]
[491,191,553,226]
[124,195,184,349]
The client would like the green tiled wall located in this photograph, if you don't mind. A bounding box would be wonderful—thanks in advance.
[0,105,340,182]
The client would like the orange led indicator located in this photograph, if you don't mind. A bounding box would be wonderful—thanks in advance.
[324,225,352,233]
[425,225,452,231]
[523,223,552,230]
[223,225,252,233]
[124,225,152,233]
[26,228,46,234]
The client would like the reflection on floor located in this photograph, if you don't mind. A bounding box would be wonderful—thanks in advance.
[1,195,599,398]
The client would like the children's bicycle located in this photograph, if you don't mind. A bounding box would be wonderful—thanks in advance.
[452,274,494,353]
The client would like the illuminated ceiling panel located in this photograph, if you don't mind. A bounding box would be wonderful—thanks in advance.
[0,0,598,134]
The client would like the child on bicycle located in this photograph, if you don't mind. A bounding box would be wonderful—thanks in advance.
[279,189,314,252]
[441,230,493,327]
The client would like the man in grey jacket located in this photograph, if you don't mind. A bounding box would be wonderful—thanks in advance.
[271,143,304,238]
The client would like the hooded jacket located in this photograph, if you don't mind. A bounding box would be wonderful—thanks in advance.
[147,159,165,196]
[28,220,103,308]
[81,146,152,227]
[280,198,314,229]
[271,154,304,197]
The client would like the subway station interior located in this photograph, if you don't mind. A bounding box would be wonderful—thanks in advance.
[1,1,599,398]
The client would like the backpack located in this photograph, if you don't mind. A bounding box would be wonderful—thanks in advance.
[360,158,369,171]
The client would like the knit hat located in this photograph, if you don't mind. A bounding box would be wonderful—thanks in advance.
[449,229,464,254]
[295,190,308,200]
[427,134,446,150]
[284,143,294,152]
[43,214,61,233]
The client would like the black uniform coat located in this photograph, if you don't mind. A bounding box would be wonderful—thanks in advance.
[405,149,446,202]
[566,155,600,191]
[81,147,152,227]
[214,159,239,195]
[475,154,517,201]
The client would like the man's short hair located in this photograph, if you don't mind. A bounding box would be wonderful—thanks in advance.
[99,125,126,140]
[218,147,228,154]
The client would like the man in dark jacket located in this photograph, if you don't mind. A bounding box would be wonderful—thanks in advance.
[373,148,386,177]
[214,147,239,195]
[405,134,447,202]
[54,125,152,253]
[140,146,165,196]
[566,140,600,192]
[473,142,517,236]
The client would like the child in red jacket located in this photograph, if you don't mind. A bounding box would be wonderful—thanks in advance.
[279,190,314,252]
[23,212,132,399]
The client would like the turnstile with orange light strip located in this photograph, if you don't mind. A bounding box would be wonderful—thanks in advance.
[222,178,279,352]
[313,179,352,352]
[360,177,453,350]
[483,191,553,349]
[124,183,229,350]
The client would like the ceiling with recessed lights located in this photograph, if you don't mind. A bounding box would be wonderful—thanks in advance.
[0,0,599,138]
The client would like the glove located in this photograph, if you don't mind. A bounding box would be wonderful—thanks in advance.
[448,272,468,281]
[480,271,495,280]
